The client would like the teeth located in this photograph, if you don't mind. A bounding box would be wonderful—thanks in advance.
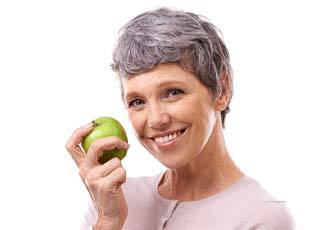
[154,130,183,144]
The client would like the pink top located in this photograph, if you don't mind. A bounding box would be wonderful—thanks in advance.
[81,172,295,230]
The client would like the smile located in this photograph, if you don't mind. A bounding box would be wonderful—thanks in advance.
[150,128,187,147]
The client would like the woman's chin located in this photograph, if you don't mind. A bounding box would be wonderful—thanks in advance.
[157,156,189,170]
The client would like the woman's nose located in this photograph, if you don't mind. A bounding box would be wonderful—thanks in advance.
[147,104,170,129]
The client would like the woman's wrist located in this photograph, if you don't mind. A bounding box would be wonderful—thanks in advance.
[93,217,124,230]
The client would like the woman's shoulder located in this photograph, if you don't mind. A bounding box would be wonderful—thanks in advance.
[231,175,284,206]
[233,176,295,229]
[240,201,295,229]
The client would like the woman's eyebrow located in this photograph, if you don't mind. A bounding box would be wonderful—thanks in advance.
[125,79,188,101]
[156,79,188,88]
[125,91,140,101]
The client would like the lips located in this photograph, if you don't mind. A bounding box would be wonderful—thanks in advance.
[149,128,187,148]
[150,128,186,142]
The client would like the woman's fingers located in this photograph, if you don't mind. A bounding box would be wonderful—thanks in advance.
[87,165,127,219]
[83,158,121,183]
[82,158,126,205]
[65,122,93,167]
[98,166,127,194]
[84,136,130,168]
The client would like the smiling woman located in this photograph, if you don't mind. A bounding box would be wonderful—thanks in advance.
[122,64,219,171]
[66,7,295,230]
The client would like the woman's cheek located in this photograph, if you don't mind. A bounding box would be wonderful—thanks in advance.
[128,111,146,136]
[168,98,197,120]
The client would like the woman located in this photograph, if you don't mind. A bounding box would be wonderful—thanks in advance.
[66,8,294,230]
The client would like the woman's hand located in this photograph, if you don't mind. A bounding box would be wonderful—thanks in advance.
[65,123,129,230]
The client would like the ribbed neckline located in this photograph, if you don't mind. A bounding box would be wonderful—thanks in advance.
[152,170,253,206]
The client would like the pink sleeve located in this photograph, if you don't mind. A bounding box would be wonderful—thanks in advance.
[80,198,97,230]
[241,201,295,230]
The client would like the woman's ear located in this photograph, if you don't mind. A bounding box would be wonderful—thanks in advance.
[214,71,232,111]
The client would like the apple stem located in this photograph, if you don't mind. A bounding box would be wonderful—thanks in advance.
[91,120,98,127]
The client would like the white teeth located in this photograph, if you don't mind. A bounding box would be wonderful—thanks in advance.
[154,130,183,144]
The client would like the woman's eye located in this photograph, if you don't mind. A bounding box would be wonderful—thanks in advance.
[128,99,145,108]
[167,88,184,97]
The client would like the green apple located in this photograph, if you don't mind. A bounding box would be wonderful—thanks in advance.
[81,116,128,164]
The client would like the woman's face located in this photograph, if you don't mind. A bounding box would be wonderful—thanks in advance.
[122,63,218,169]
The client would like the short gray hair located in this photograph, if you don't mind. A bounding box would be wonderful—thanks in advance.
[111,7,233,127]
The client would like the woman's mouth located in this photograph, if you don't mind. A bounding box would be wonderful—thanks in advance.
[150,128,187,149]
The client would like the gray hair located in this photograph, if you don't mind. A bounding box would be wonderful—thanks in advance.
[111,7,233,127]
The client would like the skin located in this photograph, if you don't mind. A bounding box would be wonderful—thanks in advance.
[122,63,244,201]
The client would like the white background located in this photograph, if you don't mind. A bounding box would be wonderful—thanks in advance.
[0,0,319,229]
